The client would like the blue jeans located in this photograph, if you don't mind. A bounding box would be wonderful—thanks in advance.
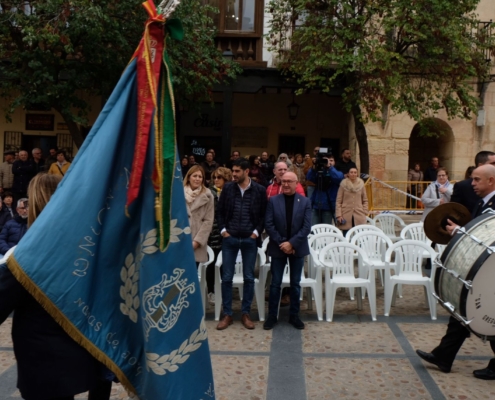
[268,255,304,317]
[221,235,258,316]
[311,209,334,225]
[307,186,315,199]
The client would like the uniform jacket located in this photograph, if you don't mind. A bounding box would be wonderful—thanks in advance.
[0,216,27,255]
[0,264,100,399]
[0,161,14,189]
[265,193,312,258]
[186,189,214,262]
[450,178,479,213]
[335,178,369,230]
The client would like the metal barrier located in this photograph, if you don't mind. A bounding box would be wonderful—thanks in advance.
[364,180,456,214]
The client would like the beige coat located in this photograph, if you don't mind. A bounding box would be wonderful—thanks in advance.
[186,189,214,262]
[335,178,369,231]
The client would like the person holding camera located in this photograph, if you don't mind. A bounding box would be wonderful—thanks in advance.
[306,153,343,225]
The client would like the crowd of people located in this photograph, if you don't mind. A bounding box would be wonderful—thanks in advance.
[181,146,367,331]
[0,147,71,256]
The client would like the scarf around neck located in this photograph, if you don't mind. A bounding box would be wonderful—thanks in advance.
[184,185,202,205]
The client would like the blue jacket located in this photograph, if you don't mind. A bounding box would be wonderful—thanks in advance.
[306,167,344,211]
[265,193,312,258]
[0,215,27,254]
[0,207,13,232]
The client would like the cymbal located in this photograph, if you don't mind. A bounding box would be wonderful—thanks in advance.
[424,203,471,244]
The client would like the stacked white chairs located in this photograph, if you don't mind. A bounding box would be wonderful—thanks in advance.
[272,260,324,321]
[383,240,438,319]
[350,231,394,295]
[373,214,406,242]
[308,232,346,279]
[319,242,377,322]
[197,246,215,313]
[310,224,344,238]
[214,248,267,321]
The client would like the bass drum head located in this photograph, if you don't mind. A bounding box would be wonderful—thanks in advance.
[465,252,495,338]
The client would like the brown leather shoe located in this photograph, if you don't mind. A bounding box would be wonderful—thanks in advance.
[216,315,233,330]
[241,313,255,329]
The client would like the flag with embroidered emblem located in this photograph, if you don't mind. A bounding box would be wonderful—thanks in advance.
[6,1,215,398]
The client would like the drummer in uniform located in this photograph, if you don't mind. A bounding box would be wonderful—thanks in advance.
[416,162,495,379]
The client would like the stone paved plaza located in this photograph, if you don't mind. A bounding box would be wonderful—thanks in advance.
[1,282,494,399]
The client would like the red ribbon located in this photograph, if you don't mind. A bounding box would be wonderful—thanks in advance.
[126,1,165,211]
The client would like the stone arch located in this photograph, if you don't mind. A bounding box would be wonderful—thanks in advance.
[408,118,455,177]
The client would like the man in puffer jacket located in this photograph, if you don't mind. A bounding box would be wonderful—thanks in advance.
[0,198,28,255]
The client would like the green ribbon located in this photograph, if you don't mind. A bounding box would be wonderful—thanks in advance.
[156,18,183,251]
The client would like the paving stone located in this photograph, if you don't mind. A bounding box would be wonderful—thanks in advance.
[205,320,272,352]
[304,357,430,399]
[211,355,268,400]
[0,318,12,348]
[399,323,495,357]
[427,360,495,399]
[302,322,404,354]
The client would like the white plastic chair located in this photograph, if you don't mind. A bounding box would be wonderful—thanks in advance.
[346,225,384,243]
[400,222,433,261]
[350,231,395,293]
[384,240,438,319]
[214,249,267,321]
[308,232,346,279]
[310,224,344,237]
[373,214,406,242]
[197,246,215,314]
[319,242,377,322]
[274,260,323,321]
[366,216,374,225]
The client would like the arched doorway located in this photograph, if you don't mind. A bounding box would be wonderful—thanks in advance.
[408,118,454,176]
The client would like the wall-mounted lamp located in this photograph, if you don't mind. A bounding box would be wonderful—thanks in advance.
[287,94,300,120]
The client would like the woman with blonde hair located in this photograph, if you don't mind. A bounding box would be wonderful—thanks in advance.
[183,165,214,263]
[0,172,115,399]
[27,173,62,226]
[335,167,369,235]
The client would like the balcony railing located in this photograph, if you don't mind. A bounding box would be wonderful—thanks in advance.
[216,37,266,67]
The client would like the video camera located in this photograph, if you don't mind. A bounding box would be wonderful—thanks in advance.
[314,147,332,172]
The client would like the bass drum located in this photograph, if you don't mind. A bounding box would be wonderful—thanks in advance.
[435,212,495,340]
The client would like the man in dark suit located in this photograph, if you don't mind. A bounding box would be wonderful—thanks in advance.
[450,151,495,211]
[417,163,495,379]
[263,171,312,330]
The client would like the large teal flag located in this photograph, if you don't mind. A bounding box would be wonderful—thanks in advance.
[6,40,215,400]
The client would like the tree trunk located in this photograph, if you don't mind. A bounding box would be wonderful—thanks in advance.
[53,106,85,149]
[351,103,369,174]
